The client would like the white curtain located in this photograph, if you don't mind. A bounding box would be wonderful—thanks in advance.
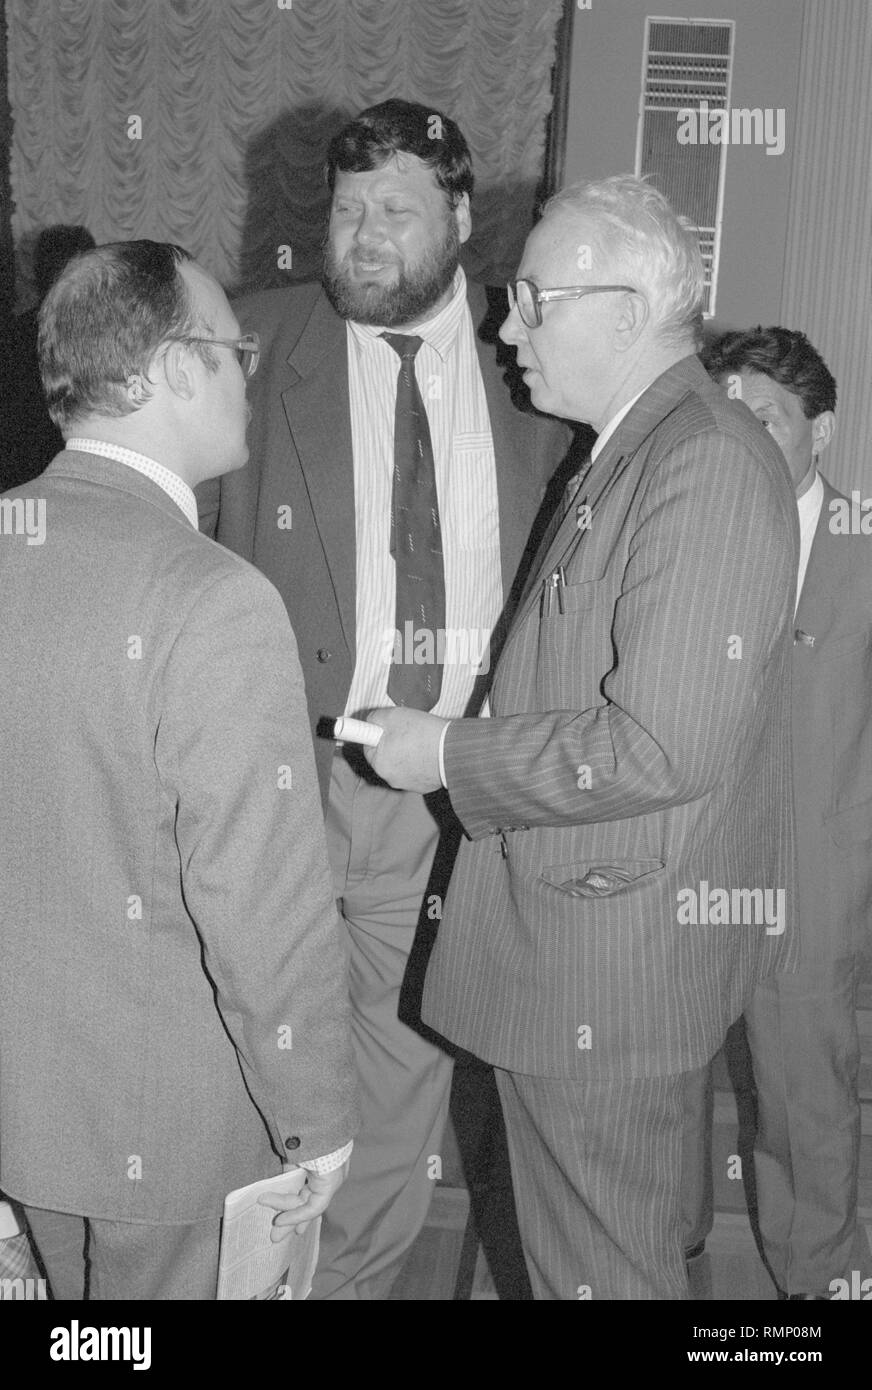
[7,0,564,304]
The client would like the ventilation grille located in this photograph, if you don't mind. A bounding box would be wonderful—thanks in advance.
[636,17,735,315]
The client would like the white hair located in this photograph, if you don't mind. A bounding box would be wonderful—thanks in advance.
[543,175,704,346]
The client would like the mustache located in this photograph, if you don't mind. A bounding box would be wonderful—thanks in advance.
[321,216,461,328]
[348,250,400,269]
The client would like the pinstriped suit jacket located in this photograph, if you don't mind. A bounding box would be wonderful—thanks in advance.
[422,355,801,1079]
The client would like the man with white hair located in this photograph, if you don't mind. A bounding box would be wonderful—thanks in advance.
[357,176,800,1298]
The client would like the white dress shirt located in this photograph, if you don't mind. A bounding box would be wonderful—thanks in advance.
[590,387,649,462]
[795,471,824,616]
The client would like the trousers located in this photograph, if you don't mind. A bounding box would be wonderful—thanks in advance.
[494,1067,692,1300]
[309,751,455,1299]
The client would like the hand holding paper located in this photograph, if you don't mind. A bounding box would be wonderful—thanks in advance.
[259,1160,350,1239]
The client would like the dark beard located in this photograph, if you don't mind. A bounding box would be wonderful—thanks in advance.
[322,218,461,327]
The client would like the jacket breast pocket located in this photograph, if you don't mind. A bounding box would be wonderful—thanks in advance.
[557,578,600,614]
[826,627,871,660]
[538,576,611,708]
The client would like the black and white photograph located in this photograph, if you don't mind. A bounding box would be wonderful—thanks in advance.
[0,0,869,1363]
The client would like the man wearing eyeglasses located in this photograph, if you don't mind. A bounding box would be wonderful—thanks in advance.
[198,99,582,1300]
[0,241,357,1299]
[360,176,800,1299]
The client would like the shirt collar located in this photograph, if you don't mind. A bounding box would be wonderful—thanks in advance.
[347,266,468,363]
[65,438,198,529]
[591,386,651,461]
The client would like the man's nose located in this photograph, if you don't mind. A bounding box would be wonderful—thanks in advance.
[353,207,386,246]
[499,301,526,347]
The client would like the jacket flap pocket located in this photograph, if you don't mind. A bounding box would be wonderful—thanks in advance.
[541,859,665,897]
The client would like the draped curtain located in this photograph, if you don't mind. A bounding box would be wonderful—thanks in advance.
[6,0,564,306]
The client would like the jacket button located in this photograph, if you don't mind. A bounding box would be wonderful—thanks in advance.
[317,648,331,662]
[284,1135,301,1151]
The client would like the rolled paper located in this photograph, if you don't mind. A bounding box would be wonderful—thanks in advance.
[332,716,383,747]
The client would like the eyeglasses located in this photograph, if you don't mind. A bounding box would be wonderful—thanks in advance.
[167,332,261,377]
[507,280,636,329]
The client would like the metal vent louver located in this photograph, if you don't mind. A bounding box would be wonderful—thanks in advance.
[635,17,735,315]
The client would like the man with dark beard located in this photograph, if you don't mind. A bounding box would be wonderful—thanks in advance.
[197,99,578,1299]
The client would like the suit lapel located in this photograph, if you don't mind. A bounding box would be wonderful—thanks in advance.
[505,357,704,636]
[794,478,839,640]
[282,292,356,653]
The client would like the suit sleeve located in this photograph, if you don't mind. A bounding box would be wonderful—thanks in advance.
[444,430,798,838]
[156,564,358,1162]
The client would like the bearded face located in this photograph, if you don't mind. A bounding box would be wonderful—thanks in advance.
[322,156,465,328]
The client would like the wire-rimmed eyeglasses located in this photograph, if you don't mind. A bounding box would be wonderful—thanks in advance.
[507,280,636,329]
[167,331,261,377]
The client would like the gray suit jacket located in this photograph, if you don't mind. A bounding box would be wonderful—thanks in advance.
[196,282,578,805]
[0,451,357,1222]
[423,355,801,1079]
[792,476,872,962]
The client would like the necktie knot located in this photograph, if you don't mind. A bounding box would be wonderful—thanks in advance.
[382,332,424,363]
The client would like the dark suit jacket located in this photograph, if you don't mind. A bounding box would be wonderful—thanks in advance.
[792,476,872,962]
[0,451,357,1222]
[423,355,801,1079]
[196,281,579,804]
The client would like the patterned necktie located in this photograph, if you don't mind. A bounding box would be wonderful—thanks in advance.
[382,332,445,710]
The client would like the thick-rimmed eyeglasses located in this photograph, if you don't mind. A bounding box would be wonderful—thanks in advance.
[167,332,261,377]
[507,280,636,329]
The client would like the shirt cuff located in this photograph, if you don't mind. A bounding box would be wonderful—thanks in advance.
[438,721,452,788]
[300,1140,353,1175]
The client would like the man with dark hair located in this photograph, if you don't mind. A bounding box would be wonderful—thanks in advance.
[0,224,96,491]
[33,224,98,302]
[0,240,357,1300]
[325,96,473,209]
[197,98,579,1299]
[683,326,872,1300]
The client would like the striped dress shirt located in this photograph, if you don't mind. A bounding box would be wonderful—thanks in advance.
[343,268,502,720]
